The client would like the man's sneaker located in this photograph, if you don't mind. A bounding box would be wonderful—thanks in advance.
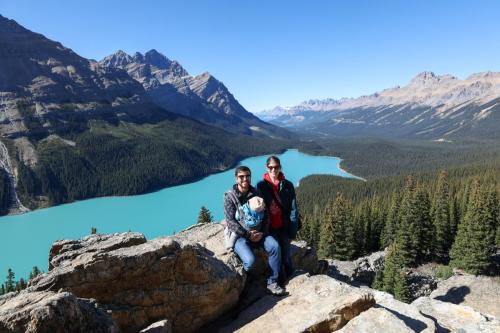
[266,282,286,296]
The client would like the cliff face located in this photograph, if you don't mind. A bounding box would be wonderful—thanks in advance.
[0,223,498,333]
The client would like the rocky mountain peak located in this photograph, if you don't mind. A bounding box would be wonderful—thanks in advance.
[131,51,144,62]
[99,50,133,69]
[408,71,457,87]
[144,49,170,69]
[100,49,189,80]
[0,14,29,33]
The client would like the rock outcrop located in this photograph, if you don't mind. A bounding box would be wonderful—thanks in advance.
[413,296,500,332]
[1,223,498,333]
[336,307,415,333]
[0,290,119,333]
[19,223,319,333]
[30,224,245,333]
[369,289,436,332]
[429,274,500,318]
[327,250,385,286]
[219,274,375,333]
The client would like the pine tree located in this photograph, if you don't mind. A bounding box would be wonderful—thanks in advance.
[433,171,452,262]
[28,266,42,280]
[415,187,433,262]
[361,202,374,254]
[15,278,27,292]
[370,197,385,252]
[318,193,355,260]
[395,177,419,266]
[485,189,499,244]
[381,192,400,248]
[352,209,365,257]
[0,284,5,295]
[394,270,411,303]
[496,223,500,248]
[371,270,384,290]
[450,180,495,274]
[5,269,15,293]
[449,196,460,240]
[382,244,402,295]
[197,206,213,224]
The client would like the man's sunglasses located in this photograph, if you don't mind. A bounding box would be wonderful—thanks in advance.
[237,174,251,179]
[267,165,281,170]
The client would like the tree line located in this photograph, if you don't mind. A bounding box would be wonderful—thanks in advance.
[0,267,42,295]
[298,167,500,302]
[8,119,291,211]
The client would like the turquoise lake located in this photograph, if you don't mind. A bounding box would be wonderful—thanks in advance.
[0,149,358,279]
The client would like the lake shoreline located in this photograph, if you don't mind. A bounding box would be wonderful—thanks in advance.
[3,147,292,218]
[0,149,358,280]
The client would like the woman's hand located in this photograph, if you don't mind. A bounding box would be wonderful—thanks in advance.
[249,230,263,242]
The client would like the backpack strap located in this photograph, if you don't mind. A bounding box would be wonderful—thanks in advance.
[265,181,287,212]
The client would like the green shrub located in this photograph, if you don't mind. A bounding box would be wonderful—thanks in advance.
[435,265,453,280]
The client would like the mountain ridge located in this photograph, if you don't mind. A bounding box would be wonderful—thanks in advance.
[99,49,290,137]
[259,70,500,140]
[0,14,291,215]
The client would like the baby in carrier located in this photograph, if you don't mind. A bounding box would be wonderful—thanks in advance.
[225,196,266,249]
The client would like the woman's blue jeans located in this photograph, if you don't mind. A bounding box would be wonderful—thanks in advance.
[234,235,281,285]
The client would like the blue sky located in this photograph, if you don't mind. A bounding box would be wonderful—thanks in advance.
[2,1,500,112]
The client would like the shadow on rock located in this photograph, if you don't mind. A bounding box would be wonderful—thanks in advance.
[434,286,470,304]
[377,304,429,333]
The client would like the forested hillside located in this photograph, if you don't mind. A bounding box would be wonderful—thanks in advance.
[7,118,290,210]
[297,138,500,301]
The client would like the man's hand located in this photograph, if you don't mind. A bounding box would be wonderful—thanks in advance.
[249,230,263,242]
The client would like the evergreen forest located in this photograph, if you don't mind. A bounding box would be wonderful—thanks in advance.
[297,138,500,301]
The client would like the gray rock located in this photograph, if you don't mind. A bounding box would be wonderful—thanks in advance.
[46,232,147,271]
[219,274,375,333]
[412,297,500,333]
[0,290,119,333]
[370,289,436,332]
[430,274,500,318]
[406,269,438,301]
[327,250,386,286]
[336,307,414,333]
[31,224,245,333]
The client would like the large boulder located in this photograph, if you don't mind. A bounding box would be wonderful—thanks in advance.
[28,223,320,333]
[30,224,246,333]
[369,289,435,332]
[336,307,414,333]
[430,274,500,318]
[47,232,147,270]
[219,274,375,333]
[412,297,500,333]
[327,250,386,286]
[0,290,119,333]
[406,269,438,301]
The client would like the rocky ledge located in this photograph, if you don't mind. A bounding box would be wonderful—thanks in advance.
[0,222,498,333]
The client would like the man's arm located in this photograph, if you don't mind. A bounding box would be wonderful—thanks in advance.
[223,192,250,239]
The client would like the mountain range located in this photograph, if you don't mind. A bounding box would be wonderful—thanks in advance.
[0,14,289,214]
[259,71,500,140]
[98,49,288,137]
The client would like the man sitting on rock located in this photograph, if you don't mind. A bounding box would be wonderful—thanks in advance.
[223,165,285,296]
